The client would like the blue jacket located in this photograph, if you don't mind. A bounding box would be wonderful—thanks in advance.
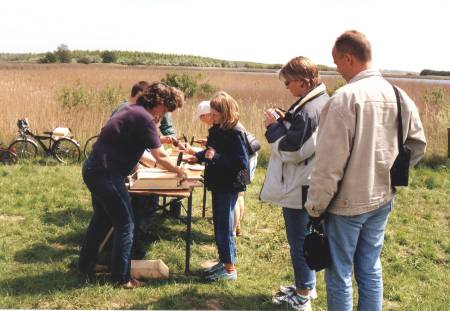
[196,124,249,192]
[260,83,329,208]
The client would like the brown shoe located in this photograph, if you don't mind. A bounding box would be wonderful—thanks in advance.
[236,226,241,237]
[119,278,145,289]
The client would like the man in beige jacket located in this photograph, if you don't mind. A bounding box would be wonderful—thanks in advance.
[304,30,426,311]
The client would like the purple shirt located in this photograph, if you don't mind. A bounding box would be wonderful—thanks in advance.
[92,105,161,176]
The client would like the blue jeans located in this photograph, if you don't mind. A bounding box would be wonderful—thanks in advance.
[325,200,393,311]
[79,156,135,284]
[211,191,238,264]
[283,207,316,290]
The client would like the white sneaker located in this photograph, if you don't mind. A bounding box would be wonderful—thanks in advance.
[309,288,318,300]
[278,285,318,300]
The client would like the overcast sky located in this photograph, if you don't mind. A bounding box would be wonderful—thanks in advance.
[1,0,449,72]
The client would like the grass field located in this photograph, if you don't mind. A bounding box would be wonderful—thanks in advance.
[0,158,449,310]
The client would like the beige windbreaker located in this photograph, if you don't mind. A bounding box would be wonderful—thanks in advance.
[305,69,426,217]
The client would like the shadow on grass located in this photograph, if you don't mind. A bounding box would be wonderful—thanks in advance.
[48,229,86,247]
[129,287,273,310]
[0,270,92,295]
[417,154,449,169]
[41,206,91,227]
[14,243,78,263]
[147,212,214,245]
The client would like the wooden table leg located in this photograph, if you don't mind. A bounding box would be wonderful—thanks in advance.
[185,192,193,274]
[202,183,207,218]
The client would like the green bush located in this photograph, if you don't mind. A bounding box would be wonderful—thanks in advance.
[77,57,91,64]
[101,50,117,63]
[57,81,127,110]
[55,44,71,63]
[38,52,57,64]
[198,82,218,98]
[58,80,90,109]
[162,73,217,98]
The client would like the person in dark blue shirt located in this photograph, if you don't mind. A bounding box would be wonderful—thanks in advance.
[79,82,185,289]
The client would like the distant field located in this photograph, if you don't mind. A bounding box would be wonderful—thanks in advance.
[0,63,448,156]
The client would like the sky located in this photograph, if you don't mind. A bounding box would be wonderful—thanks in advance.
[1,0,449,72]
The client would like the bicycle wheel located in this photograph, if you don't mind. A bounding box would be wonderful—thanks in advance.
[0,150,17,165]
[83,135,98,159]
[52,138,81,164]
[8,139,38,160]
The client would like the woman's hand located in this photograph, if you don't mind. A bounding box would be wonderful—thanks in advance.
[264,109,279,127]
[205,147,216,160]
[195,138,207,146]
[184,154,198,163]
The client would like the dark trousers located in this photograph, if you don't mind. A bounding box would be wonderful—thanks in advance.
[79,156,135,284]
[211,191,238,264]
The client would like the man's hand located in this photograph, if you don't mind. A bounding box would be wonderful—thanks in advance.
[176,167,188,180]
[160,135,176,145]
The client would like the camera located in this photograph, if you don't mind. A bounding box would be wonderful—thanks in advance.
[270,109,280,120]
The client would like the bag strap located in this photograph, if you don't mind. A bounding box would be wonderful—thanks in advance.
[392,85,404,153]
[290,90,326,116]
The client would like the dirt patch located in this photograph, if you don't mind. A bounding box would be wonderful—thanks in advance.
[257,228,274,234]
[205,298,222,310]
[199,244,216,253]
[0,214,25,222]
[50,243,67,250]
[384,300,401,310]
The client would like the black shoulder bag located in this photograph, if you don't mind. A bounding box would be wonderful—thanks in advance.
[390,85,411,187]
[303,217,332,271]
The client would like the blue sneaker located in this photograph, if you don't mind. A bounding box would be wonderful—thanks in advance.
[204,266,237,282]
[277,285,318,300]
[202,262,224,276]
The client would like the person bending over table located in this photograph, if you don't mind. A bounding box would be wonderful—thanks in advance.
[111,81,185,260]
[78,82,186,289]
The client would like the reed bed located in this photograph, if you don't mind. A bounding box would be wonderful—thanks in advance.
[0,64,448,156]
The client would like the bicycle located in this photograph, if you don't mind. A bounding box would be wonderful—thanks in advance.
[0,141,17,165]
[9,119,81,164]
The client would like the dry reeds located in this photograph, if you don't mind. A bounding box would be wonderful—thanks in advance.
[0,64,448,156]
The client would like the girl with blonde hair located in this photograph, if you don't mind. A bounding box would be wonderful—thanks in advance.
[190,91,249,282]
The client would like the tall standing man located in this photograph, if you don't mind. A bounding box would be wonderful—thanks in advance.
[304,30,426,311]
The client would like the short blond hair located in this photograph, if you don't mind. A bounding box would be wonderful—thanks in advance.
[279,56,319,89]
[210,91,239,130]
[334,30,372,63]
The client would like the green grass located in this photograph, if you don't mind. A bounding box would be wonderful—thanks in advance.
[0,158,449,310]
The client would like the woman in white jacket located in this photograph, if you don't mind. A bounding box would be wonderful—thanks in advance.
[261,56,329,311]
